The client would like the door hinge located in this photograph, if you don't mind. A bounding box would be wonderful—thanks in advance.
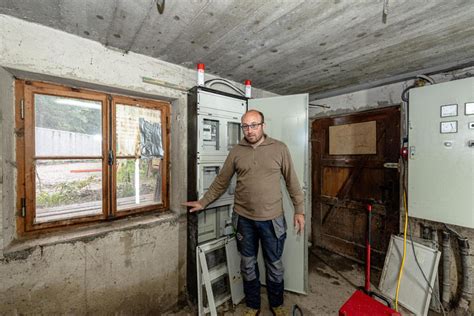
[20,99,25,120]
[21,198,26,217]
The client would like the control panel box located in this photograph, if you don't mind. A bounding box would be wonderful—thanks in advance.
[197,114,242,161]
[408,77,474,228]
[198,162,237,208]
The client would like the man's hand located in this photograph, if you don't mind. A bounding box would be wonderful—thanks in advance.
[182,201,204,212]
[294,214,305,234]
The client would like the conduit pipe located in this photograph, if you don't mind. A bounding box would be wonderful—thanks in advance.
[441,231,451,309]
[455,237,472,314]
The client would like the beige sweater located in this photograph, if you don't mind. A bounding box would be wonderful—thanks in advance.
[199,136,304,220]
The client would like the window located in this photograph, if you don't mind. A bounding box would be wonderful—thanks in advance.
[16,81,170,233]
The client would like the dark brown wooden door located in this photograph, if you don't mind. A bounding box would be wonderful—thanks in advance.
[311,106,400,267]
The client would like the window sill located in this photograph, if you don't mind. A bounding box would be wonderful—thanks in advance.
[3,211,179,260]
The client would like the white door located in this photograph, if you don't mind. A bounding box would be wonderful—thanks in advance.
[248,94,309,294]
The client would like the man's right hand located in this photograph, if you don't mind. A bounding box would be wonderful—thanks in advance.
[182,201,204,212]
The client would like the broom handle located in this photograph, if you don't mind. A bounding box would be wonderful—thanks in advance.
[365,204,372,292]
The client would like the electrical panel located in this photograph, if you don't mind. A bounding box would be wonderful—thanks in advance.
[187,86,310,305]
[408,77,474,228]
[197,90,246,161]
[187,86,247,305]
[196,90,245,242]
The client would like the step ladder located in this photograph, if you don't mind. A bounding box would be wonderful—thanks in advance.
[197,236,244,315]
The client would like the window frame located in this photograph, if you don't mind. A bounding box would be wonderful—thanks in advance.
[15,80,170,234]
[111,95,170,218]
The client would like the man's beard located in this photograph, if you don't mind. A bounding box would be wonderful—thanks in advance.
[245,133,263,144]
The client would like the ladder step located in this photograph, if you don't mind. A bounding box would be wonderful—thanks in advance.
[203,263,228,281]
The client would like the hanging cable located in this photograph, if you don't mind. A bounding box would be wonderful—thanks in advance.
[394,189,408,311]
[204,78,245,96]
[155,0,165,14]
[407,220,447,315]
[397,159,446,315]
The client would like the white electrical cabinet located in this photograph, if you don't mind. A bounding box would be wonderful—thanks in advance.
[408,77,474,228]
[187,86,310,308]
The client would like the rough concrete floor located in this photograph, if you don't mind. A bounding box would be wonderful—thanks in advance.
[171,247,440,315]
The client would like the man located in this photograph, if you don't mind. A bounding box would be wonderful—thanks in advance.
[184,110,305,316]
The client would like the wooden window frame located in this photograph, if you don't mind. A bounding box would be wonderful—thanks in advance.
[15,80,170,235]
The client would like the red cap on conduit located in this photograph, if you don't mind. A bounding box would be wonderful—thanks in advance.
[197,63,205,70]
[245,80,251,85]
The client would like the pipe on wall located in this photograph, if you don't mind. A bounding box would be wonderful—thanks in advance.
[441,230,451,309]
[454,237,472,314]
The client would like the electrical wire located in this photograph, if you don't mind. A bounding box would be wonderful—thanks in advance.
[407,219,447,316]
[398,72,443,314]
[394,189,408,311]
[400,159,446,315]
[204,78,246,96]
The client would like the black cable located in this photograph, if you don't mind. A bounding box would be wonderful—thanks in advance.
[292,304,303,316]
[401,159,446,316]
[401,84,417,102]
[407,220,446,316]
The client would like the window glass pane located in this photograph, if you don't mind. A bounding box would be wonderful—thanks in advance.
[116,158,162,211]
[227,122,241,150]
[203,119,220,151]
[116,104,163,157]
[35,159,102,223]
[34,94,102,156]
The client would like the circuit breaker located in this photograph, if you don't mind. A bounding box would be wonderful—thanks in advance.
[408,77,474,228]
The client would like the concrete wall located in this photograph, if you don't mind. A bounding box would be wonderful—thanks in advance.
[311,66,474,313]
[309,66,474,118]
[0,14,274,314]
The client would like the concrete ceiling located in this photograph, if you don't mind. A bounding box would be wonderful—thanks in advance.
[1,0,474,100]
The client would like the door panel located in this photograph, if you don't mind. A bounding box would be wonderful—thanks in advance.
[311,106,400,267]
[248,94,309,294]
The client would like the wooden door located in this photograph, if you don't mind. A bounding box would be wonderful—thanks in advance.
[311,106,400,267]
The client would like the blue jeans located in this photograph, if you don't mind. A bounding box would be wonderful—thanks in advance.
[233,213,287,309]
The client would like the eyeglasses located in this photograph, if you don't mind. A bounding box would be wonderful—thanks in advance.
[241,122,263,131]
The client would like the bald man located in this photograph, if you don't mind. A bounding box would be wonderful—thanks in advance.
[184,110,304,316]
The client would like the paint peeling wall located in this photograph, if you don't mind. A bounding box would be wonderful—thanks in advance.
[0,14,274,314]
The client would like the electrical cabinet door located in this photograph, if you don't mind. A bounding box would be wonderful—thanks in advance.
[248,94,309,294]
[409,77,474,228]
